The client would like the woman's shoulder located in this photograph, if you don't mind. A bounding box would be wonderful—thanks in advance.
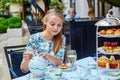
[30,32,42,39]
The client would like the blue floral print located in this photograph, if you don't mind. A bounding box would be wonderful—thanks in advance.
[25,32,66,62]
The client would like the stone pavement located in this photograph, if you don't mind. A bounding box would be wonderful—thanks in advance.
[0,21,30,80]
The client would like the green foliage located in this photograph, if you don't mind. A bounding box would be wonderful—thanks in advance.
[0,17,8,26]
[0,17,5,22]
[7,16,21,24]
[0,0,28,3]
[0,3,4,12]
[49,0,65,10]
[0,16,22,33]
[0,24,7,33]
[99,0,120,7]
[8,23,15,28]
[0,17,8,33]
[7,16,22,28]
[14,22,22,28]
[0,2,10,14]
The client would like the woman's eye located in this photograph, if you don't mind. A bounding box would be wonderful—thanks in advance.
[50,23,55,26]
[58,24,63,27]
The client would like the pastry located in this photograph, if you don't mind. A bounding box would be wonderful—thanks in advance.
[110,55,115,62]
[60,63,67,69]
[109,61,118,69]
[111,42,118,49]
[106,46,113,53]
[114,29,120,35]
[117,60,120,69]
[98,60,106,68]
[98,56,109,68]
[106,29,114,35]
[117,59,120,64]
[113,48,120,53]
[100,29,106,35]
[102,46,108,51]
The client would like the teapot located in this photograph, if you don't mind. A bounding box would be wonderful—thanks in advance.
[28,55,48,75]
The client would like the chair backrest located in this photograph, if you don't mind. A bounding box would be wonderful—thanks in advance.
[4,44,29,79]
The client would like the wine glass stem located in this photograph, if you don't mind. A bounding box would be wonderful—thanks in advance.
[71,64,73,72]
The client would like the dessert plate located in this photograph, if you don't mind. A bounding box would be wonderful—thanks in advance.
[108,72,120,77]
[97,47,120,55]
[62,65,77,72]
[98,33,120,38]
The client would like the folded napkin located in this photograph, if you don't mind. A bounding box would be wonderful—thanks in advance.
[62,70,80,80]
[75,56,96,68]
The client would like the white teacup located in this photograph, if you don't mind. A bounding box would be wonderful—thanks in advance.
[46,68,62,80]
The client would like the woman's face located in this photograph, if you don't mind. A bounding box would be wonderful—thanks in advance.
[44,15,63,36]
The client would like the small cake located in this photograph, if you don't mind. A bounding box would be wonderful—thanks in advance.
[100,29,106,35]
[106,29,114,35]
[102,46,108,51]
[98,56,109,68]
[113,48,120,53]
[106,46,113,53]
[114,29,120,35]
[102,42,110,52]
[110,55,115,62]
[60,63,67,69]
[109,61,119,69]
[117,60,120,69]
[98,60,106,68]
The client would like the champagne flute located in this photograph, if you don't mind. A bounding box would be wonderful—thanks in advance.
[67,50,77,71]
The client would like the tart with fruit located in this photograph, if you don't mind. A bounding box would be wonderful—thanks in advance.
[60,62,67,69]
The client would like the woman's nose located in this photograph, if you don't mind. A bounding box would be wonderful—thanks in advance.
[54,25,58,29]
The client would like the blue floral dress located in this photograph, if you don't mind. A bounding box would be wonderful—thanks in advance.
[25,32,66,63]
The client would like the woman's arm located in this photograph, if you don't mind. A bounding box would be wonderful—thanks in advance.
[20,52,33,73]
[39,53,61,66]
[20,34,38,73]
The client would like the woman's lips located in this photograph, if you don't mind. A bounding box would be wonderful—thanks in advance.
[52,30,58,33]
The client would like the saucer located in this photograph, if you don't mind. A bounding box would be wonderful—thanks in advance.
[108,71,120,77]
[62,65,77,72]
[25,73,45,80]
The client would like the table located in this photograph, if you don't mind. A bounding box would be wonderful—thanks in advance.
[12,57,120,80]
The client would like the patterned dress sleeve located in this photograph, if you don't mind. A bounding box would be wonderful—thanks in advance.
[54,35,66,62]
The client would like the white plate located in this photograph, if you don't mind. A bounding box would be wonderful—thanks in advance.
[100,70,120,80]
[98,66,120,71]
[97,47,120,55]
[108,72,120,77]
[62,65,77,72]
[97,33,120,38]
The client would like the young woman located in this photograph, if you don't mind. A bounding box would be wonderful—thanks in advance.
[20,9,66,73]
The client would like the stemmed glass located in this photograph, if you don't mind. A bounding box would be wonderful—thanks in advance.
[67,50,77,71]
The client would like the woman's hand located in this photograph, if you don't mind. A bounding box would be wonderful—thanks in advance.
[23,52,33,62]
[21,52,33,73]
[39,53,50,60]
[39,53,61,66]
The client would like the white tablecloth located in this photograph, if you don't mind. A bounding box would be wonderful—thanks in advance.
[12,57,120,80]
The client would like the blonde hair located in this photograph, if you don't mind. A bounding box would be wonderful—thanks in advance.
[42,9,64,54]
